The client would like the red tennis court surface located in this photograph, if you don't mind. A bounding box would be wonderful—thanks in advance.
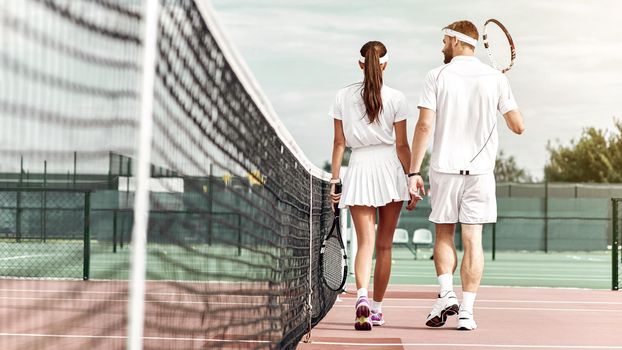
[2,280,621,349]
[0,279,280,349]
[298,284,622,350]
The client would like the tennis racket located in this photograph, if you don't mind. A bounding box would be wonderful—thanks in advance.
[320,182,348,292]
[483,19,516,73]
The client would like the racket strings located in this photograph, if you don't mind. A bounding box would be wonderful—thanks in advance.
[322,236,346,290]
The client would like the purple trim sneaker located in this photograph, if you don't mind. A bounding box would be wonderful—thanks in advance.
[370,311,385,326]
[354,296,372,331]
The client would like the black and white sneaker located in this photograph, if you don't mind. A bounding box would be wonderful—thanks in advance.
[425,291,459,327]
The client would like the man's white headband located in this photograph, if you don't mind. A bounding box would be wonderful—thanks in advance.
[359,54,389,64]
[443,28,478,47]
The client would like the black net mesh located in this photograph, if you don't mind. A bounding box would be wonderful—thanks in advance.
[0,0,337,349]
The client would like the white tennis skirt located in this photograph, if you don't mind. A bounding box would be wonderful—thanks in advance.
[338,144,410,209]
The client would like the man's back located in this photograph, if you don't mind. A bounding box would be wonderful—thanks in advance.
[419,56,517,175]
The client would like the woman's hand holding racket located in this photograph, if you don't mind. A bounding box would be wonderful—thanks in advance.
[320,181,347,291]
[330,182,342,209]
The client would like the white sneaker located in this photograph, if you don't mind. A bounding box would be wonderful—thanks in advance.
[457,309,477,330]
[425,290,459,327]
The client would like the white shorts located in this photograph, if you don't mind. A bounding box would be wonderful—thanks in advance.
[428,169,497,224]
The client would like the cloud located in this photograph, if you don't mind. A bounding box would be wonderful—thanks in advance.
[211,0,622,179]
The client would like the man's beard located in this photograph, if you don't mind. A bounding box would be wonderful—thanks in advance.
[443,48,453,64]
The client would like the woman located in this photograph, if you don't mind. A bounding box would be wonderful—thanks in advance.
[329,41,416,330]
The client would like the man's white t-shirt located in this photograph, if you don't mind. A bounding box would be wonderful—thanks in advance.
[418,56,518,175]
[329,84,410,148]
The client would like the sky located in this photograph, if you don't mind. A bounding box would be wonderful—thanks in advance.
[210,0,622,179]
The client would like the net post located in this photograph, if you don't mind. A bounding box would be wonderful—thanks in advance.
[83,191,91,280]
[127,0,159,349]
[613,198,619,291]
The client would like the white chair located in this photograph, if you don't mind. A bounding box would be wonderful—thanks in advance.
[390,228,416,258]
[392,228,409,244]
[412,228,433,260]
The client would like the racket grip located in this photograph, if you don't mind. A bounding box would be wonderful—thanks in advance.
[333,182,342,213]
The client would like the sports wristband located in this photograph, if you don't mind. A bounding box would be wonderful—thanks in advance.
[407,172,422,178]
[329,178,341,184]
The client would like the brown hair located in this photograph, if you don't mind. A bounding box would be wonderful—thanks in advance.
[443,20,479,49]
[360,41,387,124]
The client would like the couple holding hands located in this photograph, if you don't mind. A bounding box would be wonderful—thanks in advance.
[328,20,524,331]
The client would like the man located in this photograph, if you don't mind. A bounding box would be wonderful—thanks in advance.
[407,20,524,330]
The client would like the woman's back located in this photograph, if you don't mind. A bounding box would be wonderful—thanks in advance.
[330,84,409,149]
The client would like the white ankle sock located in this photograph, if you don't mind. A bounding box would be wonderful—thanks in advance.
[461,292,476,312]
[371,300,382,313]
[357,288,368,299]
[437,274,453,293]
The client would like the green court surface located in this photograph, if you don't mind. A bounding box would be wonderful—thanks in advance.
[361,248,612,290]
[0,240,613,289]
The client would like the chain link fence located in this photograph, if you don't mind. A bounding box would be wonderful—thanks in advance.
[0,188,90,279]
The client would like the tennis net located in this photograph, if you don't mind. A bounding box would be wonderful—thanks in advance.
[0,0,337,349]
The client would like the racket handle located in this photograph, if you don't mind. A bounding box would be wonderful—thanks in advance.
[335,182,342,195]
[333,182,342,213]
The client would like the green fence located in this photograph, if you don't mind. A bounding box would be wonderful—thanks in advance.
[613,198,622,290]
[2,182,621,289]
[0,188,91,279]
[0,183,248,281]
[398,182,620,254]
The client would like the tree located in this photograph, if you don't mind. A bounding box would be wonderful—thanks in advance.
[495,150,532,182]
[545,120,622,183]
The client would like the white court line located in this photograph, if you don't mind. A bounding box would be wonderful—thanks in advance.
[359,297,622,305]
[308,341,622,349]
[5,333,620,348]
[387,274,609,281]
[388,269,609,276]
[0,278,611,291]
[332,305,621,313]
[0,296,270,306]
[5,295,611,312]
[380,284,610,290]
[2,289,620,305]
[2,295,620,310]
[0,277,276,285]
[0,254,57,261]
[0,288,268,298]
[0,333,271,344]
